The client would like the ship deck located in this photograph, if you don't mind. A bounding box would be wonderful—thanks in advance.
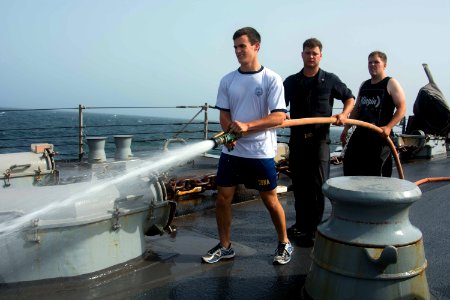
[1,155,449,300]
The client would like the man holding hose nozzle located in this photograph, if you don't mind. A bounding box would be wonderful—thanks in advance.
[202,27,293,265]
[283,38,355,245]
[342,51,406,177]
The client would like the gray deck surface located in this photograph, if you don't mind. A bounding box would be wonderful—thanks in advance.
[0,156,449,300]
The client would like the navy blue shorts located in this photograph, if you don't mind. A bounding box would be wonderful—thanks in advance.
[216,153,278,191]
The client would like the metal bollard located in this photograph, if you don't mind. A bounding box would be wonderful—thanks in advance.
[86,137,107,163]
[114,135,133,160]
[304,176,430,300]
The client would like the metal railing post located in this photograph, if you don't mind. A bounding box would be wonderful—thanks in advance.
[78,104,85,161]
[203,102,208,140]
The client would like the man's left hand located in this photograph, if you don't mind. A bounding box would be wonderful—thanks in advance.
[379,126,392,138]
[333,113,347,126]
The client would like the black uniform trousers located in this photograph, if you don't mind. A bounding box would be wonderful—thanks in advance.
[343,128,393,177]
[288,137,330,233]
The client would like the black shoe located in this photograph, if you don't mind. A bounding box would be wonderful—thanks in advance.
[294,234,315,248]
[295,231,315,239]
[287,225,301,236]
[287,227,316,247]
[287,225,314,237]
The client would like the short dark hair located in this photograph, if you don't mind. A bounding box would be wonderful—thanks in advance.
[369,51,387,63]
[233,27,261,45]
[303,38,322,51]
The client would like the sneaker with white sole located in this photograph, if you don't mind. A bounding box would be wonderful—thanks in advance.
[273,242,294,265]
[202,243,235,264]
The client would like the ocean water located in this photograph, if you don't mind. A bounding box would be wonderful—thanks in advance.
[0,108,343,160]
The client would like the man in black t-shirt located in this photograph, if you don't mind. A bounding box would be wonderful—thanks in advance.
[283,38,354,244]
[342,51,406,177]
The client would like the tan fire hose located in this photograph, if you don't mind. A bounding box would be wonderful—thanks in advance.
[415,177,450,186]
[241,116,449,184]
[271,117,405,179]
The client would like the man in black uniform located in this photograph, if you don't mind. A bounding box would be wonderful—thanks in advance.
[284,38,354,244]
[342,51,406,176]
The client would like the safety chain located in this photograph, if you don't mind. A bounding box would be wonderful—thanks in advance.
[164,163,294,199]
[275,159,291,178]
[165,174,217,199]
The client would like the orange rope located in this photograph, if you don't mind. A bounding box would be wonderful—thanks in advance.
[272,117,405,179]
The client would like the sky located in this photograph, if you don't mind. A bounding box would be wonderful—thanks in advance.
[1,0,449,121]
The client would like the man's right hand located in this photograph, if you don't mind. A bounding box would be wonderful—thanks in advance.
[225,140,237,152]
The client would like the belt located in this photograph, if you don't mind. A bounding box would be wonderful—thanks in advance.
[291,132,328,144]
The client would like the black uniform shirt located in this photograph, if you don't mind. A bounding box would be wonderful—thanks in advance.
[284,68,354,140]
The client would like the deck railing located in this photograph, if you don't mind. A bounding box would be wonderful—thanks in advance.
[73,103,223,160]
[0,104,350,161]
[0,103,230,161]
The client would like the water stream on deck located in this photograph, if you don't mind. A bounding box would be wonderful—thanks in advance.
[0,140,215,239]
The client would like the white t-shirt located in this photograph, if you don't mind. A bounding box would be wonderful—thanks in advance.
[215,66,286,159]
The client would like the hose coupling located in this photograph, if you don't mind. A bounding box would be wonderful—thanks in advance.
[211,132,242,149]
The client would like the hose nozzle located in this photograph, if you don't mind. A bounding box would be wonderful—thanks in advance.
[211,132,241,149]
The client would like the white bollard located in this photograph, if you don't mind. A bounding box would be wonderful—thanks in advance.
[113,135,133,160]
[86,137,107,163]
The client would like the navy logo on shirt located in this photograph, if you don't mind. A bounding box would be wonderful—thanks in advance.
[255,86,263,96]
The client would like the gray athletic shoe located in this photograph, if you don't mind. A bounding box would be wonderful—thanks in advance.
[273,242,294,265]
[202,243,235,264]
